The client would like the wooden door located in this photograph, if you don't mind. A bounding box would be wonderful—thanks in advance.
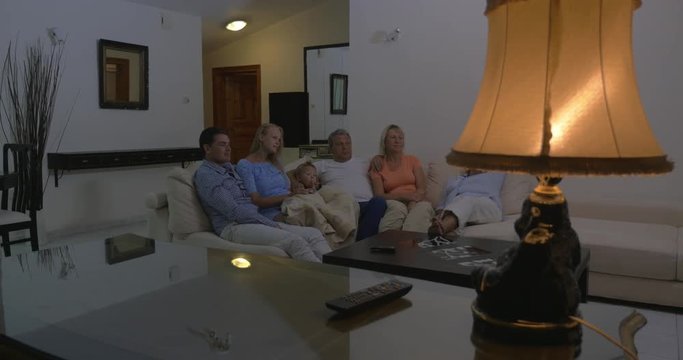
[212,65,261,162]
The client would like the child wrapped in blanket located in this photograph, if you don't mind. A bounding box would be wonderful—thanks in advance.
[282,162,358,249]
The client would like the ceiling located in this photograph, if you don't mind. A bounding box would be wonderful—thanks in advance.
[121,0,320,52]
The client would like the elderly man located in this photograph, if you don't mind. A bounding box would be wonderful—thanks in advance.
[194,127,330,262]
[314,129,387,240]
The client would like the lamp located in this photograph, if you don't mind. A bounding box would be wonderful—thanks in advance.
[448,0,673,345]
[225,20,247,32]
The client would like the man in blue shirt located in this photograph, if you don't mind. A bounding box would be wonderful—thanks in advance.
[193,127,330,262]
[429,170,505,237]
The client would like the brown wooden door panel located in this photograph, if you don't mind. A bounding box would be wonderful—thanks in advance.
[212,65,261,162]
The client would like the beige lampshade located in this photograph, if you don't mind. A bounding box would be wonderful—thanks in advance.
[448,0,673,176]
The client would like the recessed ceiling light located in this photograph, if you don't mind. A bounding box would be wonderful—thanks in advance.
[226,20,247,32]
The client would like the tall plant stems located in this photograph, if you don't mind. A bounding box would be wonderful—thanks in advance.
[1,39,66,209]
[1,39,64,163]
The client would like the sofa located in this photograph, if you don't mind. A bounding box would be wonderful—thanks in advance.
[428,163,683,308]
[146,160,683,307]
[146,163,288,257]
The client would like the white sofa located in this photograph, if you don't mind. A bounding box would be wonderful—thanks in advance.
[146,163,288,257]
[146,160,683,307]
[427,163,683,308]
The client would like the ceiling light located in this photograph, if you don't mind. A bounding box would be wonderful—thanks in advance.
[226,20,247,32]
[231,257,251,269]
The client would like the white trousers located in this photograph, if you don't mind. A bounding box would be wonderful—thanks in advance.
[442,195,501,235]
[221,223,331,262]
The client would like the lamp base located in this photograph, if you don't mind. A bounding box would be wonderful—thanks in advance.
[471,302,582,347]
[470,178,583,346]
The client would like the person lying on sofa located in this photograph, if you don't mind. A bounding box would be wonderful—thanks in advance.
[194,127,331,262]
[428,169,505,237]
[314,129,387,240]
[369,124,433,232]
[235,123,307,220]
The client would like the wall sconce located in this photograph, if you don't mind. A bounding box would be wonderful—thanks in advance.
[386,28,401,42]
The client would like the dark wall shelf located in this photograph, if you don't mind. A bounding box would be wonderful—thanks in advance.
[47,147,202,186]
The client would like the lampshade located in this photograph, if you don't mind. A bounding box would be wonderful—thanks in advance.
[448,0,673,176]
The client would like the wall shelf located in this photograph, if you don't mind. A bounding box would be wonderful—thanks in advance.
[47,147,202,187]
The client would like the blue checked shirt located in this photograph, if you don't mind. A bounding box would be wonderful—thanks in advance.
[194,160,278,235]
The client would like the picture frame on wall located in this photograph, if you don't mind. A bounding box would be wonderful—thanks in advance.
[330,74,348,114]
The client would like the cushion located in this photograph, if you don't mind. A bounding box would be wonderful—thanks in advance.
[145,192,168,209]
[425,162,461,207]
[284,155,313,173]
[572,217,678,281]
[166,163,212,236]
[499,174,535,215]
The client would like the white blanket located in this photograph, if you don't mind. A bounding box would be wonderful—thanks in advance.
[281,185,358,249]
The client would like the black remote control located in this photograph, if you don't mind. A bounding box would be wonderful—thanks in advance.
[325,280,413,314]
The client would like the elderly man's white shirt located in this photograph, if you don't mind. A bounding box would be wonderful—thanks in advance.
[314,157,373,202]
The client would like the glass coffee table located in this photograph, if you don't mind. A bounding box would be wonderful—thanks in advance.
[0,236,645,359]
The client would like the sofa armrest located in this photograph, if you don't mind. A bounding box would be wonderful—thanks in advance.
[145,192,168,210]
[147,206,171,242]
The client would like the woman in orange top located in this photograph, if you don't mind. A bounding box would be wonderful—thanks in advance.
[369,124,433,232]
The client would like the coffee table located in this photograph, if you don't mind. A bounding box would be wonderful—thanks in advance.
[323,230,590,301]
[0,235,636,359]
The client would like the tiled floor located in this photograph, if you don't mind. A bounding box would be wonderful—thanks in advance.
[634,308,681,360]
[12,221,683,359]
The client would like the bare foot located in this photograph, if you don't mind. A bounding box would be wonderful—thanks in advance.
[428,210,459,237]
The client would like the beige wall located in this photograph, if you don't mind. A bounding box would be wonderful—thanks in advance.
[203,0,349,127]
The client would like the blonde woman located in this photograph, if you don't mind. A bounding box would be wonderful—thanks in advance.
[236,123,307,220]
[369,124,433,232]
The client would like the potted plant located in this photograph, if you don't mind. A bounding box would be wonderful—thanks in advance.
[0,36,66,209]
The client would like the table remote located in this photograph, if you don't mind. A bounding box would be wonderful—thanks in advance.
[325,280,413,314]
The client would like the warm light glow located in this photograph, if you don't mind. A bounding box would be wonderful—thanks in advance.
[449,0,672,176]
[231,257,251,268]
[226,20,247,32]
[549,72,603,148]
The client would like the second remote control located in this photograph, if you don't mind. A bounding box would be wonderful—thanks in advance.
[326,279,413,314]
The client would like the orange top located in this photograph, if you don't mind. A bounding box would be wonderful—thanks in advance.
[373,155,421,194]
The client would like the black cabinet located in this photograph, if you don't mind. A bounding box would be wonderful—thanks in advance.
[47,148,202,186]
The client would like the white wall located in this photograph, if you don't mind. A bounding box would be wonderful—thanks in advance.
[0,0,204,235]
[306,46,350,141]
[348,0,683,208]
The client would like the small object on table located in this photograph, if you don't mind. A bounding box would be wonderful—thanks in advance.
[325,279,412,314]
[370,245,396,254]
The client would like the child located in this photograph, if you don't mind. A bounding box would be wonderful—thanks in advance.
[292,162,319,194]
[283,161,357,248]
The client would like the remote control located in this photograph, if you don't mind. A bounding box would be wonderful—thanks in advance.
[325,279,413,314]
[370,245,396,254]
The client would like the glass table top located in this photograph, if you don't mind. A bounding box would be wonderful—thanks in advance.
[0,236,648,359]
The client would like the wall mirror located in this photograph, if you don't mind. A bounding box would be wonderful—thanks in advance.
[330,73,348,115]
[304,43,349,142]
[98,39,149,110]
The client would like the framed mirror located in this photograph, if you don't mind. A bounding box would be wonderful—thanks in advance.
[330,73,348,114]
[98,39,149,110]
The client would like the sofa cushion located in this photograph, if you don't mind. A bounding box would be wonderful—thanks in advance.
[462,216,520,241]
[145,192,167,210]
[166,163,212,237]
[571,217,678,281]
[499,174,534,215]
